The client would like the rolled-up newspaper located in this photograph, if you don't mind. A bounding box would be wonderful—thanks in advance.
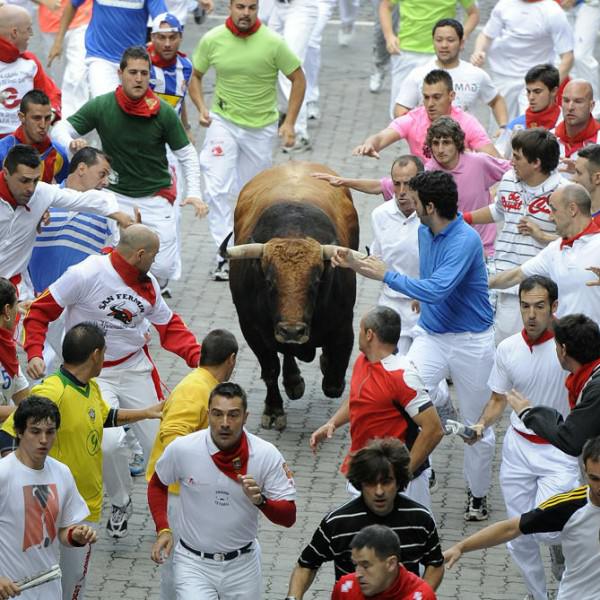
[16,564,62,591]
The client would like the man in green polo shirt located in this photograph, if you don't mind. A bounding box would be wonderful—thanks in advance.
[188,0,305,281]
[379,0,479,118]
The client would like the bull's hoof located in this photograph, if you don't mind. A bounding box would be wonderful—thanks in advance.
[273,414,287,431]
[319,353,328,376]
[261,412,288,430]
[284,375,305,400]
[322,379,345,398]
[261,413,274,429]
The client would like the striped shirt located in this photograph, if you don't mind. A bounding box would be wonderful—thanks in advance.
[150,54,193,116]
[490,169,565,294]
[297,493,443,579]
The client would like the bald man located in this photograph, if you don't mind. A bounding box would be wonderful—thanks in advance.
[490,183,600,325]
[0,4,61,137]
[556,80,600,159]
[22,224,202,538]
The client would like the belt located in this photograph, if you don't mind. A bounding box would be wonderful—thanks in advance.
[180,539,253,562]
[514,426,549,445]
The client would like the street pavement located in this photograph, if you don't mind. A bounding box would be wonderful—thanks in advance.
[26,3,583,597]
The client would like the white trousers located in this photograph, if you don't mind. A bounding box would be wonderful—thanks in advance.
[571,3,600,116]
[500,427,581,600]
[488,69,527,123]
[174,540,262,600]
[98,351,160,507]
[304,0,336,104]
[199,114,276,253]
[390,51,433,118]
[494,292,522,346]
[338,0,359,26]
[60,519,94,600]
[115,192,180,282]
[42,26,89,118]
[407,326,496,498]
[269,0,319,138]
[160,493,181,600]
[86,57,120,98]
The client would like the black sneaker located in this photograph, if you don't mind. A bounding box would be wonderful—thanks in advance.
[428,469,438,493]
[106,498,133,538]
[464,492,488,521]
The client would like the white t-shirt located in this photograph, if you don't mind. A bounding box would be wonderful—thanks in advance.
[1,362,28,406]
[156,428,296,553]
[49,254,173,362]
[483,0,574,77]
[0,453,89,599]
[395,59,498,112]
[488,332,570,436]
[521,231,600,324]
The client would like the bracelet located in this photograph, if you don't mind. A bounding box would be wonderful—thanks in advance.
[67,527,85,547]
[256,494,267,507]
[158,528,173,536]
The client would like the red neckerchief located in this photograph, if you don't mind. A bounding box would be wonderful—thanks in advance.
[565,358,600,409]
[525,103,561,130]
[0,326,19,379]
[13,126,56,183]
[147,42,187,69]
[0,37,21,62]
[560,219,600,249]
[521,328,554,353]
[225,16,262,37]
[210,431,249,482]
[114,85,161,118]
[555,116,600,157]
[109,250,156,305]
[0,172,19,209]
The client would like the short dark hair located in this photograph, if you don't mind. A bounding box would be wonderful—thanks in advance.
[62,322,106,365]
[347,437,411,492]
[199,329,238,366]
[577,144,600,174]
[120,46,151,70]
[426,116,466,154]
[363,306,400,346]
[518,275,558,306]
[350,525,402,562]
[391,154,424,175]
[423,69,453,94]
[13,396,61,438]
[583,436,600,465]
[553,314,600,365]
[525,64,560,91]
[19,89,50,114]
[208,381,248,412]
[68,147,111,175]
[3,144,41,174]
[432,18,463,40]
[408,170,458,219]
[511,128,560,174]
[0,277,17,311]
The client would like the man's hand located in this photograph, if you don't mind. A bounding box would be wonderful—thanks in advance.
[559,157,576,174]
[47,39,63,67]
[70,524,97,545]
[384,34,401,55]
[311,172,345,187]
[144,401,165,420]
[586,267,600,286]
[151,530,173,564]
[109,211,138,229]
[69,138,88,153]
[410,300,420,314]
[0,576,20,599]
[198,108,212,128]
[36,210,51,234]
[181,196,209,218]
[470,50,486,67]
[333,250,387,281]
[26,357,46,380]
[331,248,358,269]
[466,423,485,446]
[309,421,336,453]
[443,545,463,569]
[352,140,380,159]
[517,217,542,239]
[238,474,263,505]
[17,300,32,316]
[200,0,214,11]
[506,389,532,415]
[278,121,296,148]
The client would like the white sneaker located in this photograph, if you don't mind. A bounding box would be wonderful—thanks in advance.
[106,498,133,538]
[307,101,320,120]
[212,260,229,281]
[338,24,355,47]
[369,68,385,93]
[464,492,489,521]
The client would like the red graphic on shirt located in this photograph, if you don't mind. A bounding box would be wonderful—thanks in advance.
[22,484,59,551]
[212,144,224,157]
[529,195,551,215]
[0,87,20,110]
[501,192,522,211]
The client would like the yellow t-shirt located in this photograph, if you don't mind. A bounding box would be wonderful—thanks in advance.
[146,367,218,494]
[1,371,110,522]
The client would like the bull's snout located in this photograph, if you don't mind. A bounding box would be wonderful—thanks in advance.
[275,322,310,344]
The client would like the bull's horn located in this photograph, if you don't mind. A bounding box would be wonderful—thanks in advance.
[226,243,265,260]
[321,245,367,261]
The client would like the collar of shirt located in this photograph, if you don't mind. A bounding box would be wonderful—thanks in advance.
[560,219,600,250]
[422,214,464,240]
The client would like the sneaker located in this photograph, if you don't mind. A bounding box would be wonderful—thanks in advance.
[129,452,145,477]
[282,136,312,154]
[338,24,355,47]
[549,545,565,581]
[369,68,385,93]
[159,279,172,298]
[212,260,229,281]
[464,492,488,521]
[106,498,133,538]
[428,469,438,493]
[307,101,320,120]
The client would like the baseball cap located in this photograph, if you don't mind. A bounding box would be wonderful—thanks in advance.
[151,13,183,34]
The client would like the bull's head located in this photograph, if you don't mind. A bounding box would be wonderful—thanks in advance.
[226,239,363,344]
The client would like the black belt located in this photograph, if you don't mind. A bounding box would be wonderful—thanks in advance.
[180,539,253,562]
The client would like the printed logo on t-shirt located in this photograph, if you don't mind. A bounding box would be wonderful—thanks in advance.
[22,484,59,551]
[214,490,230,507]
[98,294,145,327]
[1,367,12,391]
[528,195,551,215]
[86,430,101,456]
[500,192,551,215]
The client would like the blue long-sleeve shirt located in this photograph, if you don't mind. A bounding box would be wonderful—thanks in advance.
[383,214,493,334]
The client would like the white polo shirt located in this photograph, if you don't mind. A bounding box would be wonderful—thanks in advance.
[521,228,600,324]
[155,428,296,553]
[488,331,570,437]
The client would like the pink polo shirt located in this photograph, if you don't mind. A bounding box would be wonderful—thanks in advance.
[388,105,491,161]
[381,152,511,256]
